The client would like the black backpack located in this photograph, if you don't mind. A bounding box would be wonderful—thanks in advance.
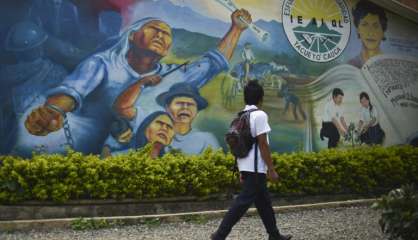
[225,109,259,158]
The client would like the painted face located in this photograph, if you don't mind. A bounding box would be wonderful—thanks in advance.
[167,96,198,124]
[360,97,370,108]
[357,14,384,51]
[118,128,133,143]
[145,115,175,145]
[130,20,172,57]
[333,95,344,106]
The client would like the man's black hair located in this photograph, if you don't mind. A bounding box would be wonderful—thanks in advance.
[353,0,388,31]
[332,88,344,98]
[244,80,264,105]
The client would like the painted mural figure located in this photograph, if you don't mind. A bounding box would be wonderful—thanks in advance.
[241,42,255,83]
[0,0,32,65]
[0,21,68,156]
[320,88,348,148]
[29,0,86,70]
[156,83,220,154]
[102,111,175,158]
[29,0,123,71]
[134,111,175,158]
[231,61,284,88]
[348,0,388,68]
[279,83,306,121]
[357,92,385,145]
[23,10,253,156]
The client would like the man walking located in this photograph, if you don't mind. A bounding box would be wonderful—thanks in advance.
[212,81,292,240]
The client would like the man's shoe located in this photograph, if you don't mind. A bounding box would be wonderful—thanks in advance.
[269,234,293,240]
[210,232,224,240]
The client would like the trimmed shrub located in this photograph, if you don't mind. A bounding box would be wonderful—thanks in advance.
[0,145,417,204]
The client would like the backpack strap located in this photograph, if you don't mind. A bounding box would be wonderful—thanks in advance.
[245,109,259,178]
[254,139,258,175]
[238,108,260,117]
[239,108,260,178]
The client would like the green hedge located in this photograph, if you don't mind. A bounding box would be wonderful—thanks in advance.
[0,145,417,204]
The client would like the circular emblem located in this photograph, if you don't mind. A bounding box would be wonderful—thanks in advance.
[282,0,351,62]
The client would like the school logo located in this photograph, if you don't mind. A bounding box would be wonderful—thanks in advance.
[282,0,351,62]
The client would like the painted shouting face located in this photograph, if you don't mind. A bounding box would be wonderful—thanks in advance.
[167,96,198,124]
[145,114,175,146]
[130,20,173,57]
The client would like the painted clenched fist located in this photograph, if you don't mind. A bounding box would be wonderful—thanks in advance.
[231,9,252,30]
[25,106,64,136]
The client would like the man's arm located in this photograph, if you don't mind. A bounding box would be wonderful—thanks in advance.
[113,75,161,120]
[25,56,105,136]
[257,133,279,182]
[46,95,76,113]
[340,117,348,132]
[358,120,364,132]
[182,9,251,89]
[218,9,252,61]
[332,117,346,135]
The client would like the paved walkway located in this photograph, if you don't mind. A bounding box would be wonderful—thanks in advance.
[1,206,386,240]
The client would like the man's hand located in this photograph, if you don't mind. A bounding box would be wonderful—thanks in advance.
[231,9,252,31]
[267,168,279,182]
[25,106,64,136]
[339,128,347,137]
[140,74,162,87]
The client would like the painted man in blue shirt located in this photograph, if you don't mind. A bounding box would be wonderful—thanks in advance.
[24,9,253,155]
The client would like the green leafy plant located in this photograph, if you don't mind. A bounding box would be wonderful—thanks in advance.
[0,145,417,204]
[372,184,418,240]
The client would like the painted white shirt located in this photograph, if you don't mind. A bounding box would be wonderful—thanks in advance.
[237,105,271,174]
[241,48,255,61]
[359,106,379,127]
[322,100,344,122]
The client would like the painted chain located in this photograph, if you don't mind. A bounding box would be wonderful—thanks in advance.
[46,104,75,150]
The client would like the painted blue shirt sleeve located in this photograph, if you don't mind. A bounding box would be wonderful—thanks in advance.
[46,56,106,111]
[103,134,132,152]
[182,49,229,88]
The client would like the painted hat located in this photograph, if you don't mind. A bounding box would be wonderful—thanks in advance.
[156,82,208,111]
[5,21,48,51]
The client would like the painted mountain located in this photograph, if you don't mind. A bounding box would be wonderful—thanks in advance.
[130,0,294,54]
[293,19,342,53]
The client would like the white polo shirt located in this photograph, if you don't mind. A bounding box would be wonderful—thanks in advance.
[322,100,344,122]
[237,105,271,174]
[359,106,379,127]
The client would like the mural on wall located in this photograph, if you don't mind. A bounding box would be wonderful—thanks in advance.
[0,0,417,158]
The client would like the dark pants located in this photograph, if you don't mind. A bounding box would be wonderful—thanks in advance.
[320,122,340,148]
[213,172,281,239]
[360,124,385,145]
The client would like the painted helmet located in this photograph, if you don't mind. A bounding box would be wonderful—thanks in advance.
[5,21,48,51]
